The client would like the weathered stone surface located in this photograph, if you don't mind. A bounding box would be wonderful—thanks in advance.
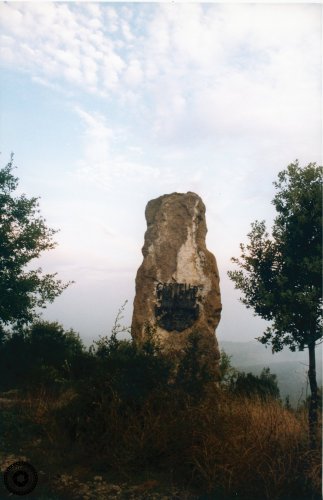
[131,192,222,375]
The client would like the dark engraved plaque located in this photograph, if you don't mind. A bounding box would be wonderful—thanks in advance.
[155,282,203,332]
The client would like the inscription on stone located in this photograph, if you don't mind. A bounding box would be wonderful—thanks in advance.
[155,282,203,332]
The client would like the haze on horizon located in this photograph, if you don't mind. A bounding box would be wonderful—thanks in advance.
[0,2,321,346]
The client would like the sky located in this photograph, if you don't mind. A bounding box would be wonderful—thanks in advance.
[0,1,322,346]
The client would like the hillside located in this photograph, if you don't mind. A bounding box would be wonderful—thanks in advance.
[220,340,322,406]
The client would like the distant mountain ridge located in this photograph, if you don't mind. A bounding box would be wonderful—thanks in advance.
[220,340,322,407]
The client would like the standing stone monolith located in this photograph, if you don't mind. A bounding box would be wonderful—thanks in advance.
[131,192,222,377]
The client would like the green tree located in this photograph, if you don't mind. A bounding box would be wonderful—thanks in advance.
[232,367,280,400]
[174,331,215,399]
[92,322,173,407]
[0,155,71,328]
[219,349,239,387]
[0,321,85,390]
[228,161,322,447]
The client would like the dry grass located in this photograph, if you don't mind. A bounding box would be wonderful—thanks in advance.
[6,381,319,500]
[188,393,316,499]
[30,386,320,499]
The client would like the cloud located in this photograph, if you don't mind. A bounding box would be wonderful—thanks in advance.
[124,59,143,86]
[142,3,321,150]
[73,106,160,191]
[0,3,321,162]
[0,2,127,94]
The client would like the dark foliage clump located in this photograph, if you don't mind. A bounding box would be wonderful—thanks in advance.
[0,321,87,391]
[231,367,280,400]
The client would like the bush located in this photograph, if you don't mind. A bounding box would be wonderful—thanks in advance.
[48,382,320,498]
[54,330,175,457]
[1,313,320,498]
[173,331,217,400]
[231,367,280,400]
[47,332,321,499]
[0,321,86,391]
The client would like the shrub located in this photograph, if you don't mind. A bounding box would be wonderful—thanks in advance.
[231,367,280,400]
[173,331,218,400]
[2,313,320,499]
[0,321,86,391]
[48,382,321,498]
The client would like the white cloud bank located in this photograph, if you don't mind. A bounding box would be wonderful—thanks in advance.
[72,105,160,191]
[0,2,321,155]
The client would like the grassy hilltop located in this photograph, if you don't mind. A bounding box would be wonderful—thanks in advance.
[0,323,321,499]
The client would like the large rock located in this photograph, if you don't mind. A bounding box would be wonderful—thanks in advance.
[131,192,222,376]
